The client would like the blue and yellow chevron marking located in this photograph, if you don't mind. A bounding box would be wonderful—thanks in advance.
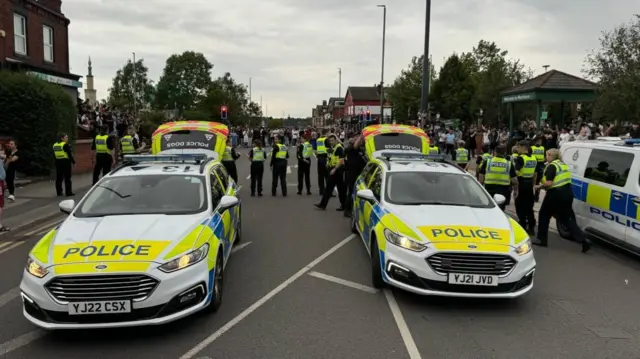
[572,178,640,231]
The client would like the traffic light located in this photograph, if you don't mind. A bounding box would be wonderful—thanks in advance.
[221,105,228,120]
[366,110,371,122]
[359,110,364,122]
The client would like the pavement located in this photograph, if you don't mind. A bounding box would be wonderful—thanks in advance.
[1,152,640,359]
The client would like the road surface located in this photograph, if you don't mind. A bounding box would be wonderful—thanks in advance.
[1,149,639,359]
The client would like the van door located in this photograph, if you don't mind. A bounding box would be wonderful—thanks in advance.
[581,149,634,241]
[625,156,640,250]
[560,145,591,228]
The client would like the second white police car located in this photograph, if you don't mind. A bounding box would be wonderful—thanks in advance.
[351,152,535,298]
[20,154,241,329]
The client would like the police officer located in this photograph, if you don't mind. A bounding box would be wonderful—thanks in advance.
[343,134,367,218]
[314,136,346,211]
[531,137,545,201]
[478,145,518,211]
[474,150,492,180]
[315,131,329,195]
[53,133,75,197]
[120,127,139,157]
[296,134,312,195]
[222,138,240,183]
[454,141,469,170]
[248,139,265,196]
[270,136,289,196]
[92,125,115,185]
[513,142,537,233]
[428,140,439,155]
[534,149,591,252]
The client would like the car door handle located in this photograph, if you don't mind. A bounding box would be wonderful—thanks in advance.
[612,192,624,200]
[633,197,640,205]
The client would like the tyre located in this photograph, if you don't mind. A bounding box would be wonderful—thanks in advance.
[205,250,224,313]
[370,236,385,289]
[235,207,242,242]
[351,211,358,234]
[556,215,574,240]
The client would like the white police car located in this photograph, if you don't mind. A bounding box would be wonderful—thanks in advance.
[559,138,640,254]
[351,152,535,298]
[20,154,241,329]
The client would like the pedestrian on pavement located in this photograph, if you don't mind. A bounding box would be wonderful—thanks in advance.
[534,149,591,252]
[314,135,346,211]
[0,153,9,232]
[296,134,312,195]
[248,139,265,196]
[221,138,240,184]
[343,134,367,218]
[270,136,289,196]
[478,145,518,211]
[53,133,75,197]
[4,140,19,202]
[513,142,536,234]
[315,131,329,195]
[92,125,115,185]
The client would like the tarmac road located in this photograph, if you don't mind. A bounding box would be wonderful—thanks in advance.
[1,148,640,359]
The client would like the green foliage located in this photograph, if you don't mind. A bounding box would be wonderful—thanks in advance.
[267,118,283,129]
[0,71,76,175]
[196,72,262,125]
[386,55,436,123]
[584,16,640,123]
[429,54,475,122]
[155,51,213,111]
[107,58,155,111]
[138,111,167,139]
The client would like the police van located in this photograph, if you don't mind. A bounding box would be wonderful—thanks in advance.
[559,138,640,254]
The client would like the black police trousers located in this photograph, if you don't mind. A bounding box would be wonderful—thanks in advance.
[515,179,536,231]
[537,187,589,246]
[319,169,346,208]
[93,154,113,185]
[55,159,73,195]
[222,161,238,184]
[297,160,311,194]
[272,163,287,196]
[343,170,359,215]
[317,156,329,194]
[250,162,264,195]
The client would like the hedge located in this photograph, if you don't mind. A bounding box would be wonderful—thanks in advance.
[0,71,77,175]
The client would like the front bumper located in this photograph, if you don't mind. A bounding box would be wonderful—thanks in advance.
[381,244,536,298]
[19,260,213,329]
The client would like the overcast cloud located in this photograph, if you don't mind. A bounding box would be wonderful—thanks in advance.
[63,0,635,118]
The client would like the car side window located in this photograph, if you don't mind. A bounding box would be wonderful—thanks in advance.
[370,168,382,201]
[209,173,223,209]
[214,166,229,189]
[583,149,632,188]
[360,163,375,183]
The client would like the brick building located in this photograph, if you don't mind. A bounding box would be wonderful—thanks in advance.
[0,0,82,102]
[343,86,392,122]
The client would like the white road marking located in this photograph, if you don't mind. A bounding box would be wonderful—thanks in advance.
[231,241,252,253]
[0,241,23,255]
[308,271,378,294]
[286,166,291,174]
[294,164,298,168]
[246,175,251,180]
[0,288,20,309]
[179,234,356,359]
[0,330,46,356]
[384,289,422,359]
[0,241,14,250]
[23,219,63,236]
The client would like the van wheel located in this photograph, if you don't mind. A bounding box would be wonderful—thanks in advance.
[235,208,242,243]
[351,212,358,234]
[556,216,573,240]
[370,236,385,289]
[206,251,224,313]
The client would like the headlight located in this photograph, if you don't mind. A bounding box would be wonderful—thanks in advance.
[384,229,426,252]
[514,240,532,255]
[26,257,49,278]
[158,244,209,273]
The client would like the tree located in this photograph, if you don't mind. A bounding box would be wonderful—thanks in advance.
[107,58,155,111]
[196,72,261,124]
[386,55,436,123]
[267,118,283,129]
[155,51,213,112]
[429,54,475,121]
[584,16,640,123]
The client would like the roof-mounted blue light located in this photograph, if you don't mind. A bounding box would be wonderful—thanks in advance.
[623,138,640,145]
[123,154,209,163]
[378,151,446,161]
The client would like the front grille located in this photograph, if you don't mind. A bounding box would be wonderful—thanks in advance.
[426,253,516,276]
[46,274,159,303]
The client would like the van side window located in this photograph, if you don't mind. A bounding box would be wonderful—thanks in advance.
[583,149,633,187]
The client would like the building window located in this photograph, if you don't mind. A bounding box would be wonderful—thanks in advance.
[13,14,27,55]
[43,26,54,62]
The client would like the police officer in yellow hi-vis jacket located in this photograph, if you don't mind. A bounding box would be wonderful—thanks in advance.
[454,141,469,169]
[296,135,312,195]
[314,136,346,211]
[53,133,75,197]
[248,139,265,196]
[120,127,140,157]
[270,136,289,196]
[513,142,537,233]
[92,125,115,185]
[428,140,439,155]
[531,137,545,201]
[533,149,591,252]
[478,145,518,211]
[222,138,240,183]
[315,132,329,195]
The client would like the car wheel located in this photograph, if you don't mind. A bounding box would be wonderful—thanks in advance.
[351,211,358,234]
[206,251,224,313]
[370,235,385,289]
[235,207,242,243]
[556,218,573,240]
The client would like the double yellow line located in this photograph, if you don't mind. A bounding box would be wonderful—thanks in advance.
[0,218,63,255]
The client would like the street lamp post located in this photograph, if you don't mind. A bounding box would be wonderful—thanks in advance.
[249,77,252,103]
[377,4,386,124]
[420,0,431,128]
[338,68,342,97]
[132,52,137,115]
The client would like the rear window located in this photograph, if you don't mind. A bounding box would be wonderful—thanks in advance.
[160,130,217,151]
[372,133,423,152]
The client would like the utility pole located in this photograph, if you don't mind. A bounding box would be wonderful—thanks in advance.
[132,52,137,116]
[338,68,342,97]
[249,77,252,103]
[420,0,432,127]
[377,5,387,124]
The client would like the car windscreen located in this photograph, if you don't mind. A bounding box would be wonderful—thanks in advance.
[75,174,208,217]
[160,130,217,151]
[385,171,494,208]
[372,133,423,152]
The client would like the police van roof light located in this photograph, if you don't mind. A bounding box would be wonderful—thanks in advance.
[123,154,209,163]
[378,151,431,160]
[623,139,640,146]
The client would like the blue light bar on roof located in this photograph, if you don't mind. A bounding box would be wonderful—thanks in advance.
[378,152,446,161]
[123,154,209,162]
[623,138,640,145]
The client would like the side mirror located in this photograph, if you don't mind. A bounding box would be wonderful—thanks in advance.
[217,195,239,212]
[59,199,75,214]
[493,194,506,205]
[356,189,376,201]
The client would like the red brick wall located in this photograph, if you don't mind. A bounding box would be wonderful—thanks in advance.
[73,139,92,174]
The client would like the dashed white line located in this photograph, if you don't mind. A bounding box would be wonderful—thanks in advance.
[286,166,292,174]
[23,219,63,236]
[384,289,422,359]
[246,175,251,180]
[231,241,252,253]
[179,234,356,359]
[0,241,23,255]
[308,271,378,294]
[0,330,46,356]
[0,288,20,309]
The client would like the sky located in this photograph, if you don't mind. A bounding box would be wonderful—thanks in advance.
[64,0,635,118]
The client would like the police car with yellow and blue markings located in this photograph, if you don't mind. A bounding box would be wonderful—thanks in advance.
[351,152,535,298]
[20,154,241,329]
[559,138,640,254]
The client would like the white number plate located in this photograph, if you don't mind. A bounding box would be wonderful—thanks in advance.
[68,301,131,315]
[448,273,498,286]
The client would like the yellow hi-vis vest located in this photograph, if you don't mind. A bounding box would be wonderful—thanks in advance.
[480,153,492,167]
[316,137,327,155]
[428,146,439,155]
[275,144,288,159]
[531,145,545,162]
[484,157,511,186]
[252,147,265,161]
[95,135,110,154]
[455,148,468,163]
[519,155,537,178]
[302,142,313,158]
[543,160,571,188]
[121,135,136,154]
[53,142,68,159]
[328,143,343,168]
[222,146,233,161]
